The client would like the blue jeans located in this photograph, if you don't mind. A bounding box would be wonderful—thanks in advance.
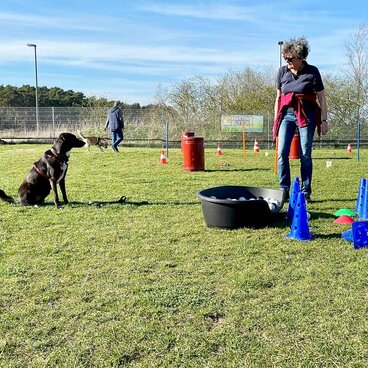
[111,129,124,149]
[277,112,316,196]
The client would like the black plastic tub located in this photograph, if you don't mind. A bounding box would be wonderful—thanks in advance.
[197,185,285,229]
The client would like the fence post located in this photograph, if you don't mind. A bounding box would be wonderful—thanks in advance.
[267,112,270,149]
[357,119,361,161]
[52,107,55,138]
[166,120,169,158]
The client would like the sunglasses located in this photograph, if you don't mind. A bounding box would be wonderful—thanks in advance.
[284,57,295,63]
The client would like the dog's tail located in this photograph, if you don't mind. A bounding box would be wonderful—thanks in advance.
[0,189,16,203]
[77,131,86,140]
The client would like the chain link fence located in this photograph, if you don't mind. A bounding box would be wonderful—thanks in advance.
[0,106,366,148]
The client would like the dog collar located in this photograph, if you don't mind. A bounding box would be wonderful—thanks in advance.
[33,165,48,179]
[48,149,68,163]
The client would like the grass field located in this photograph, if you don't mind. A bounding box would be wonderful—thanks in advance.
[1,143,368,367]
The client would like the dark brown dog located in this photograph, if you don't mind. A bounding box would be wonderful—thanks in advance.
[0,133,85,208]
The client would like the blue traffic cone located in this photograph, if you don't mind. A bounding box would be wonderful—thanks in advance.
[286,177,301,221]
[341,227,353,242]
[352,221,368,249]
[355,178,367,216]
[359,182,368,220]
[285,192,315,241]
[291,177,301,197]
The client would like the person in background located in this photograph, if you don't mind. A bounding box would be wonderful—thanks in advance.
[273,37,328,202]
[104,100,124,152]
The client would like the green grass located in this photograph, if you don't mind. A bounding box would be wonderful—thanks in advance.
[1,144,368,367]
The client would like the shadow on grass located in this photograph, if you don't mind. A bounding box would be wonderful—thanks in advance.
[68,197,200,207]
[308,198,356,204]
[315,233,346,240]
[204,168,270,173]
[14,197,203,208]
[313,157,353,160]
[309,211,336,220]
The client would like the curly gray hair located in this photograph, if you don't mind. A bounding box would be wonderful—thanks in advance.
[282,37,310,59]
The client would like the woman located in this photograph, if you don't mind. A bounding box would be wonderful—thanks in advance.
[104,100,124,153]
[273,37,328,202]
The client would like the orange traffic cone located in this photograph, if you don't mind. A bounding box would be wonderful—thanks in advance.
[346,143,352,153]
[216,144,223,156]
[160,150,167,164]
[253,138,260,153]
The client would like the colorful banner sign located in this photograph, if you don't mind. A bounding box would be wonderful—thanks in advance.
[221,114,264,132]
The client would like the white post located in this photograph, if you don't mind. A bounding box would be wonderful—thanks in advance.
[52,107,55,138]
[27,43,39,136]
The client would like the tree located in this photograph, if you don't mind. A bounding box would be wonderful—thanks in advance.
[169,78,198,126]
[0,85,22,106]
[0,85,142,108]
[344,24,368,137]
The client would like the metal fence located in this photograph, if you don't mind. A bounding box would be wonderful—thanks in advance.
[0,107,143,138]
[0,107,366,148]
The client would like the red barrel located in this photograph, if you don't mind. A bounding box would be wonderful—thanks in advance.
[182,136,205,171]
[181,131,195,150]
[289,134,300,160]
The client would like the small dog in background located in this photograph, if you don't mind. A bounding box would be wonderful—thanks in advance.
[78,131,109,152]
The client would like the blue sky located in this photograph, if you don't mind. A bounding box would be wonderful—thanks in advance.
[0,0,367,105]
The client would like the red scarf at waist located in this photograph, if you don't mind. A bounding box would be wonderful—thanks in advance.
[272,92,321,140]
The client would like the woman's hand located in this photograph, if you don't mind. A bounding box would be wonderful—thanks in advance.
[321,120,329,135]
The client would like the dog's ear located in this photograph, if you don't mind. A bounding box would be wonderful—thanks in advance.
[58,133,67,142]
[58,133,76,142]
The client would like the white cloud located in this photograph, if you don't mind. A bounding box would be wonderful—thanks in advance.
[0,2,363,105]
[0,34,348,81]
[0,11,116,32]
[140,3,262,21]
[0,40,253,64]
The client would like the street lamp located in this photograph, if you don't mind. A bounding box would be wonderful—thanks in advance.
[27,43,39,135]
[278,41,284,68]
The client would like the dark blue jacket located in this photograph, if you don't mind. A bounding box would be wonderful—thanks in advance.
[107,107,124,131]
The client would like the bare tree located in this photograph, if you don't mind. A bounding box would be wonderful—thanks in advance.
[344,24,368,143]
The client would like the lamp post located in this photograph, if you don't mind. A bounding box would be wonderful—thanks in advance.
[273,41,284,173]
[278,41,284,68]
[27,43,39,135]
